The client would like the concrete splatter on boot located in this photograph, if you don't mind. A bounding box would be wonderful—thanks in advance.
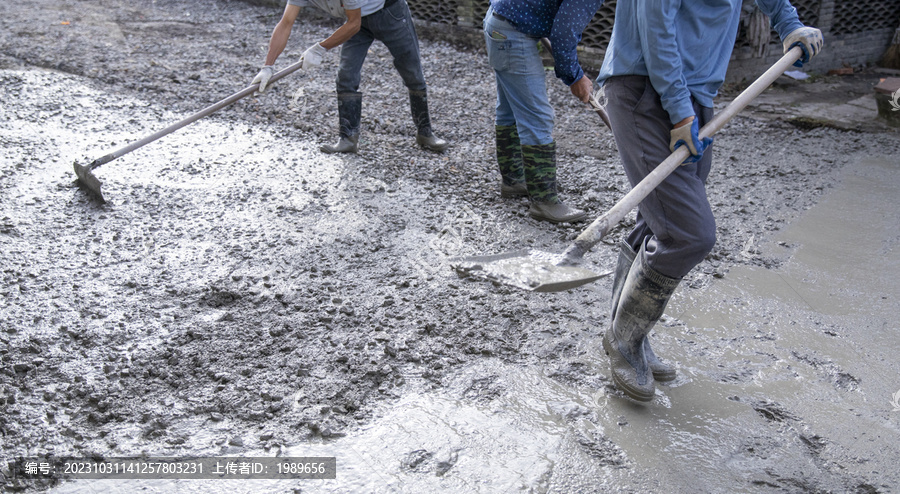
[320,135,359,154]
[410,90,449,152]
[603,241,680,401]
[321,93,361,154]
[610,241,677,382]
[495,125,527,198]
[522,142,586,223]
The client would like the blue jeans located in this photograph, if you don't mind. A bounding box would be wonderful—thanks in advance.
[483,6,554,145]
[337,0,426,95]
[603,75,716,279]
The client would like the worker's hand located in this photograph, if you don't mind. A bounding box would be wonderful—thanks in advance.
[252,65,274,92]
[669,116,713,165]
[302,42,327,69]
[783,27,824,67]
[570,75,592,103]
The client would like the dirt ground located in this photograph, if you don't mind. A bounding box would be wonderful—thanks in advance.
[2,0,899,492]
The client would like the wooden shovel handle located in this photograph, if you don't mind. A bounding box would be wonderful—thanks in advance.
[87,60,306,170]
[562,46,804,262]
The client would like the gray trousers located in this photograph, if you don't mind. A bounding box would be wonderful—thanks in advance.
[603,75,716,279]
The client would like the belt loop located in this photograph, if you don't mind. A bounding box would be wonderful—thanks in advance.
[492,11,515,28]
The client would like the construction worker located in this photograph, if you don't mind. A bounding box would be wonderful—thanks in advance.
[483,0,605,224]
[252,0,448,154]
[596,0,823,401]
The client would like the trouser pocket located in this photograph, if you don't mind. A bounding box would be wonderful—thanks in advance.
[486,35,512,72]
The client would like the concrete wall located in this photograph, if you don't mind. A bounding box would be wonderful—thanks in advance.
[728,0,900,81]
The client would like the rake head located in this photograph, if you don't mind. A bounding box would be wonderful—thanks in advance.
[73,161,105,203]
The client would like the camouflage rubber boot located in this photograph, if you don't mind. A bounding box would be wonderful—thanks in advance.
[522,142,586,223]
[603,240,680,402]
[409,89,449,152]
[321,93,361,154]
[495,125,527,198]
[610,241,676,382]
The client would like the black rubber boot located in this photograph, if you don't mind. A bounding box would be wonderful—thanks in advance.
[321,93,361,154]
[495,125,527,198]
[610,241,677,382]
[522,142,586,223]
[409,90,449,152]
[603,241,680,401]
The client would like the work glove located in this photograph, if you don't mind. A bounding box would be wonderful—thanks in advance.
[302,42,327,69]
[252,65,274,92]
[669,116,713,165]
[783,26,824,67]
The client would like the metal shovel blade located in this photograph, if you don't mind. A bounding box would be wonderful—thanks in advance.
[451,49,805,294]
[73,161,105,203]
[450,250,611,292]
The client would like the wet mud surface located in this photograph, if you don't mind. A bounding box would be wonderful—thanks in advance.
[2,0,900,492]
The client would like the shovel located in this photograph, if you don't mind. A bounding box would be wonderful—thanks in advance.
[73,60,306,202]
[451,46,804,292]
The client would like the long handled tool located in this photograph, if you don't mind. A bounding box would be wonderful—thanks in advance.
[73,61,306,202]
[451,47,804,292]
[539,37,612,130]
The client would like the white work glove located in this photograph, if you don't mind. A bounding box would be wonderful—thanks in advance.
[302,42,327,69]
[783,26,824,67]
[252,65,274,92]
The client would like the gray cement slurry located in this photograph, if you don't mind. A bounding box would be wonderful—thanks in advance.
[50,156,898,494]
[3,2,900,489]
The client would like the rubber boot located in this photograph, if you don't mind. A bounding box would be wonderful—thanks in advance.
[522,142,586,223]
[603,241,680,401]
[495,125,527,198]
[409,90,449,152]
[321,93,361,154]
[610,241,677,382]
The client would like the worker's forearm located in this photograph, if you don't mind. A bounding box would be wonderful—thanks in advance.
[320,18,361,50]
[264,21,292,66]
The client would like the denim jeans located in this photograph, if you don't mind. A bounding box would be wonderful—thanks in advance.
[336,0,426,95]
[602,75,717,279]
[483,6,554,146]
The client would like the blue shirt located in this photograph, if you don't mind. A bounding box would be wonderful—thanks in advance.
[492,0,606,86]
[597,0,804,124]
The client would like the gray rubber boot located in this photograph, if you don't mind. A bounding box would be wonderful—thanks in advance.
[321,93,361,154]
[410,90,449,152]
[610,241,677,382]
[603,241,680,401]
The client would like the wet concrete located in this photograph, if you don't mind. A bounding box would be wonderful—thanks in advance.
[47,157,900,493]
[2,0,900,492]
[734,70,900,132]
[451,249,612,293]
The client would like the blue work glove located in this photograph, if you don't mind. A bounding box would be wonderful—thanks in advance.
[783,27,824,68]
[669,116,713,165]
